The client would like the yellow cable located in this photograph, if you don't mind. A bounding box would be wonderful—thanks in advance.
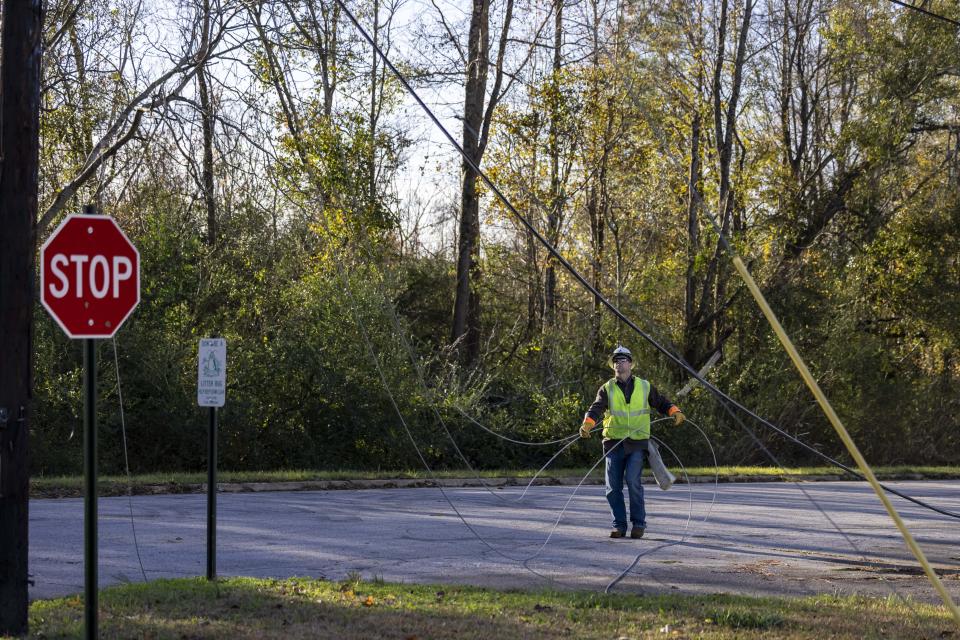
[730,255,960,625]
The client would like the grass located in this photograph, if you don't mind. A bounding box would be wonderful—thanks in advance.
[12,576,956,639]
[29,465,960,498]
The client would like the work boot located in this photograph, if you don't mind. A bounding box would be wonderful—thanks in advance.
[610,529,626,538]
[630,527,645,539]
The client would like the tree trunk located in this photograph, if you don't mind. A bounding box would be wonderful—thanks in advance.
[369,0,380,207]
[683,108,702,365]
[198,66,217,245]
[525,226,541,340]
[451,0,491,367]
[587,180,603,354]
[541,0,563,383]
[68,24,93,160]
[0,0,42,634]
[198,0,216,245]
[588,98,614,358]
[586,0,611,359]
[685,0,754,368]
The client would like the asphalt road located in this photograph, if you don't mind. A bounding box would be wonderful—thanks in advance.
[30,480,960,604]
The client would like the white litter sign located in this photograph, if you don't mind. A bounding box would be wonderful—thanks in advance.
[198,338,227,407]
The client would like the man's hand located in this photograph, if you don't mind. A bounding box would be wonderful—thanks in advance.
[579,421,594,439]
[673,411,685,427]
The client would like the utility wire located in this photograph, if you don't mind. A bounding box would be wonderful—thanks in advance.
[602,305,942,612]
[334,0,960,523]
[335,178,894,604]
[453,407,581,446]
[333,0,956,615]
[333,197,720,573]
[334,257,557,581]
[612,411,927,617]
[336,145,714,566]
[885,0,960,28]
[708,219,960,622]
[518,419,687,562]
[255,21,585,581]
[111,337,148,583]
[605,430,703,593]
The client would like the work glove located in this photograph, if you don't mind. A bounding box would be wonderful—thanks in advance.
[673,411,685,427]
[579,421,594,439]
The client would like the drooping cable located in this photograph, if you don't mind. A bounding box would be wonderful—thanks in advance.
[318,227,724,589]
[111,336,148,583]
[342,234,718,578]
[333,259,555,581]
[521,425,716,586]
[316,0,953,611]
[885,0,960,28]
[512,434,583,501]
[605,413,933,620]
[604,434,697,593]
[705,219,960,621]
[519,419,701,569]
[333,0,960,522]
[249,15,588,579]
[644,348,937,611]
[336,6,958,613]
[452,406,582,447]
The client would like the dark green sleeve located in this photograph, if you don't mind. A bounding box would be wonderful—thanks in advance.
[648,384,677,416]
[584,384,608,423]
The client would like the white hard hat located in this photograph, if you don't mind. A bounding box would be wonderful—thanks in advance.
[610,345,632,364]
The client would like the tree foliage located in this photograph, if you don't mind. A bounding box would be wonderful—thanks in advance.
[28,0,960,475]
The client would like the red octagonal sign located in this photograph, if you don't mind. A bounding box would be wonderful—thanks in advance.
[41,214,140,339]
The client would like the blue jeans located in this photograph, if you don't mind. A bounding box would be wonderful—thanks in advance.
[605,445,646,531]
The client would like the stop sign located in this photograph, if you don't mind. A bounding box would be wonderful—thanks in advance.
[40,214,140,339]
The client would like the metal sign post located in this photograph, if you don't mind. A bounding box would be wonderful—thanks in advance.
[207,402,217,581]
[83,339,97,640]
[198,338,226,581]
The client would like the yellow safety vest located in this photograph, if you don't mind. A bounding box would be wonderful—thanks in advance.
[602,377,651,440]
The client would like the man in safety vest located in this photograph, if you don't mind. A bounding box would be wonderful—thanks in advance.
[580,345,685,538]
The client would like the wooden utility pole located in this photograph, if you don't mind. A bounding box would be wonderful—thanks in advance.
[0,0,43,635]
